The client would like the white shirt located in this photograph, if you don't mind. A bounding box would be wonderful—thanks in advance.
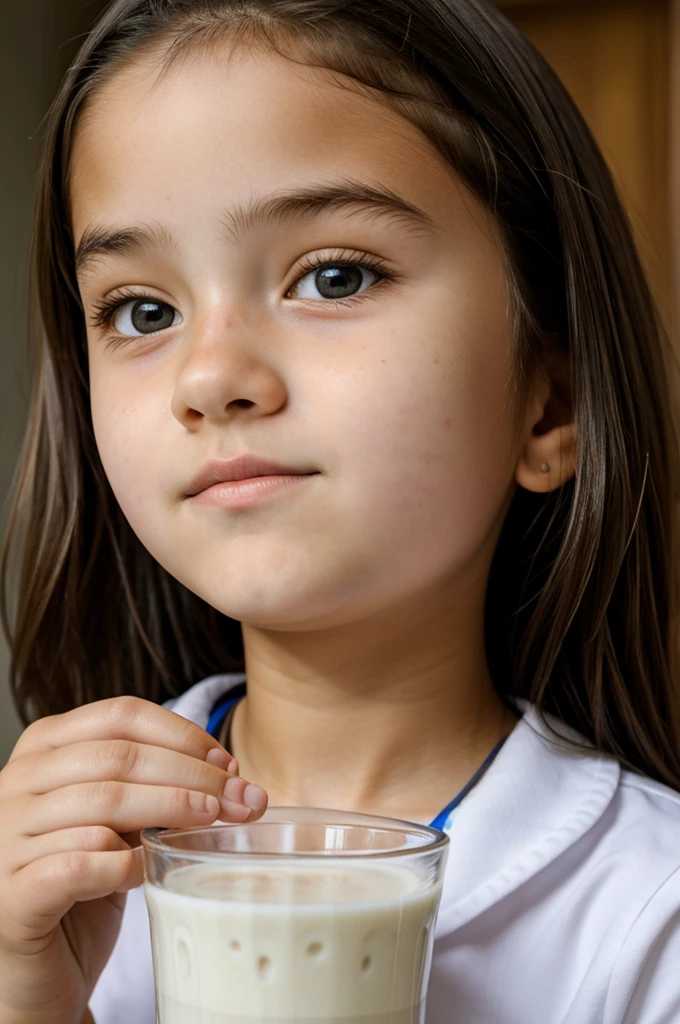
[89,673,680,1023]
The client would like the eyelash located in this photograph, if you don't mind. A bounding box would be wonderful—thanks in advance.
[88,249,400,335]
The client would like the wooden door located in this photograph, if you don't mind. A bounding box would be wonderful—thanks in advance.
[496,0,675,333]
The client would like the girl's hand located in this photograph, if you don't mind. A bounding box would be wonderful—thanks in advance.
[0,695,267,1024]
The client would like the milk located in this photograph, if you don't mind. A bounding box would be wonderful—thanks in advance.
[144,860,441,1023]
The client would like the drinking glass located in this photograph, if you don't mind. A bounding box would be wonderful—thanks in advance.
[142,806,449,1024]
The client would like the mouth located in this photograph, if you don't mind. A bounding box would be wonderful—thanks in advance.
[184,455,320,499]
[186,472,321,510]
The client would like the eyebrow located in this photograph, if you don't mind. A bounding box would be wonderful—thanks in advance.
[74,178,441,277]
[75,222,175,278]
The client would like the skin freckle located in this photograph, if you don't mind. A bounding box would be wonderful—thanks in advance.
[73,45,516,662]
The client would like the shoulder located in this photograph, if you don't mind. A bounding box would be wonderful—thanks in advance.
[584,768,680,1021]
[520,700,680,872]
[505,703,680,938]
[605,767,680,870]
[619,766,680,817]
[602,782,680,1023]
[506,710,680,1020]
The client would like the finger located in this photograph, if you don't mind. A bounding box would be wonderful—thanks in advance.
[12,849,142,930]
[120,779,269,849]
[119,846,145,892]
[220,776,269,820]
[21,781,254,837]
[11,826,131,874]
[4,739,240,800]
[22,782,224,836]
[206,747,239,774]
[219,756,240,776]
[10,695,236,768]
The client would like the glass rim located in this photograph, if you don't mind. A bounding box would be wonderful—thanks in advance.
[141,806,449,860]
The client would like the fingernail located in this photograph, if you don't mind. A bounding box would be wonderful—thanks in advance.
[219,798,252,823]
[223,776,247,804]
[191,791,219,815]
[222,777,267,813]
[206,747,234,770]
[244,784,267,812]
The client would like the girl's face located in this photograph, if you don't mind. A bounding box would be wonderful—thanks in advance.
[71,44,525,631]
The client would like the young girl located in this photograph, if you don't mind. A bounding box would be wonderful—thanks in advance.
[1,0,680,1020]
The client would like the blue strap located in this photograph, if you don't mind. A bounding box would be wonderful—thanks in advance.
[428,734,508,830]
[206,689,509,830]
[206,693,244,739]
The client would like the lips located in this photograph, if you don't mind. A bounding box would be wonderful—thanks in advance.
[185,455,319,497]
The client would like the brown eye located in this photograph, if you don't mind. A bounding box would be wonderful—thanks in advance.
[113,298,181,336]
[312,265,364,299]
[290,263,381,301]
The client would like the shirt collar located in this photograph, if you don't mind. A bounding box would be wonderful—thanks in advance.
[434,699,620,935]
[167,677,620,937]
[165,672,247,728]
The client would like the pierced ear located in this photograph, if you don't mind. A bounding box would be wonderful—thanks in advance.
[515,361,577,493]
[515,421,577,493]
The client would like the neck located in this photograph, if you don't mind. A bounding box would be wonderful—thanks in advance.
[229,580,519,825]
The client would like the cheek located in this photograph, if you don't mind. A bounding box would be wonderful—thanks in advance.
[336,305,515,526]
[89,364,168,524]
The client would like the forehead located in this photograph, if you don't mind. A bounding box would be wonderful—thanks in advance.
[69,42,468,243]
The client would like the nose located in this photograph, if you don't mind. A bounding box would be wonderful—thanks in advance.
[171,309,287,429]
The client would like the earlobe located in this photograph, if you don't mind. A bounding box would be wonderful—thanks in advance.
[515,421,578,493]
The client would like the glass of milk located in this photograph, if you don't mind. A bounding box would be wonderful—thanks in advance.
[141,807,449,1024]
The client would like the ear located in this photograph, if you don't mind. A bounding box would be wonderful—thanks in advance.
[515,360,577,494]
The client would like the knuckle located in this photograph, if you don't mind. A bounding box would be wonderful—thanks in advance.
[104,695,146,729]
[10,717,46,756]
[63,849,91,884]
[100,739,139,779]
[23,717,47,740]
[177,787,200,815]
[0,757,18,795]
[83,826,119,852]
[88,779,125,815]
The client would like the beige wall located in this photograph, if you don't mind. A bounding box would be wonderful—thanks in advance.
[500,0,675,335]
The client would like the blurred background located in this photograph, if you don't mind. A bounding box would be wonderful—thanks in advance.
[1,0,678,764]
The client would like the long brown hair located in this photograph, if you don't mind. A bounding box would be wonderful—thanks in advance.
[3,0,680,788]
